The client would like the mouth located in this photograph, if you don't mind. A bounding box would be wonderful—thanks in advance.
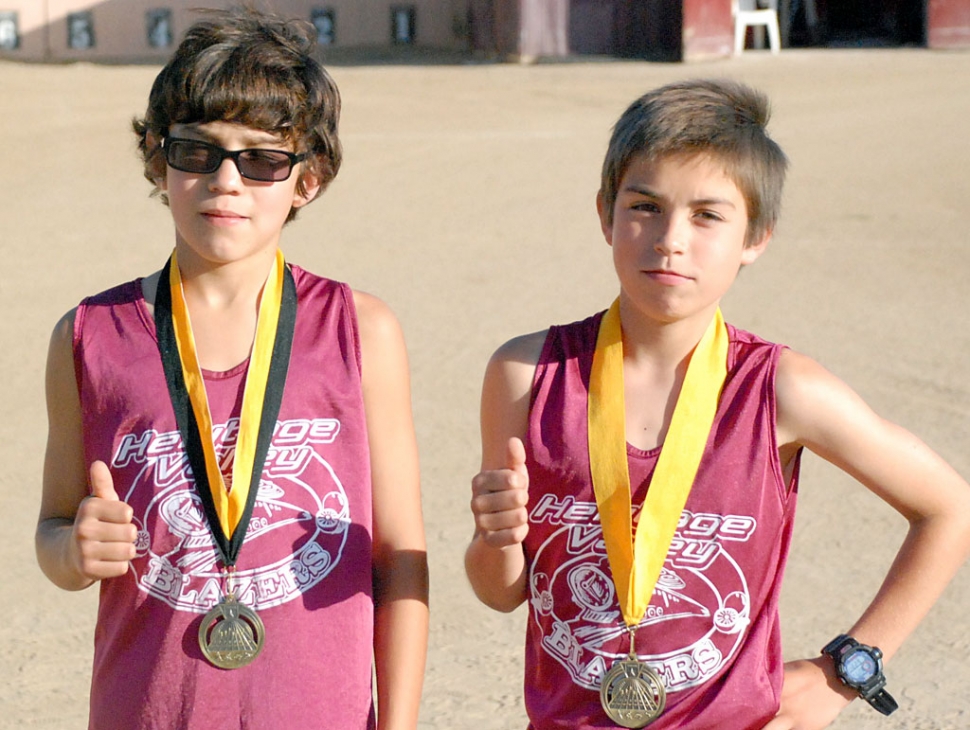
[644,269,692,284]
[201,209,247,225]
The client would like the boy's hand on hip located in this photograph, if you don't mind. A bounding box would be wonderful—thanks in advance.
[761,657,853,730]
[71,460,137,581]
[470,437,530,548]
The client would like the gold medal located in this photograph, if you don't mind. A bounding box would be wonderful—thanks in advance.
[198,593,265,670]
[600,629,665,728]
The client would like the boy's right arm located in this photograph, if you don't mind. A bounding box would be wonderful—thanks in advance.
[465,332,546,613]
[35,311,136,591]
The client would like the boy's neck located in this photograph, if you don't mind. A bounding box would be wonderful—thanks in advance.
[141,243,281,372]
[617,298,721,369]
[174,244,278,311]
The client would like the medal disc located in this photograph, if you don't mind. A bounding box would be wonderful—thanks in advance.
[198,595,265,669]
[600,657,666,728]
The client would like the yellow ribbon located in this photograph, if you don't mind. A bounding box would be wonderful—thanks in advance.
[169,249,285,540]
[588,299,728,627]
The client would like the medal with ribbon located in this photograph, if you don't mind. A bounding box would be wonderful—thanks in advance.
[154,249,296,669]
[589,299,728,727]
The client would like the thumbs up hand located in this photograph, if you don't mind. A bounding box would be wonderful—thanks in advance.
[471,437,530,548]
[71,461,137,581]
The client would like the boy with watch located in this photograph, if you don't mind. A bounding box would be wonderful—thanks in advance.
[464,78,970,728]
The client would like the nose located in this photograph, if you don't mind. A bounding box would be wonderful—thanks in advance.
[653,214,687,256]
[207,156,245,193]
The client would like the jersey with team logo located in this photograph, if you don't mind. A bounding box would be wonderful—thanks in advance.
[523,311,800,729]
[74,265,375,730]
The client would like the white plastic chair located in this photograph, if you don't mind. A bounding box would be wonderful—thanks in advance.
[733,0,781,55]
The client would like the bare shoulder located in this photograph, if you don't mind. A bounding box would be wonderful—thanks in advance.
[352,289,404,346]
[46,308,80,414]
[47,308,78,375]
[478,330,548,469]
[774,347,834,401]
[52,306,77,336]
[776,348,842,441]
[491,330,548,365]
[775,347,886,455]
[353,289,398,330]
[485,329,548,393]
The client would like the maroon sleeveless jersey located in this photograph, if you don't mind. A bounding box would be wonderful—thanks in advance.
[523,311,801,729]
[74,265,375,729]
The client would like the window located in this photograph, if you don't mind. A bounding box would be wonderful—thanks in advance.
[147,9,173,49]
[0,11,19,50]
[311,8,335,46]
[390,6,415,44]
[67,11,95,49]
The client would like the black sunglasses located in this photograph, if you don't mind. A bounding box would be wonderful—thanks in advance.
[162,137,306,182]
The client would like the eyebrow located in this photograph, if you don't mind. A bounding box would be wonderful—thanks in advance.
[622,184,738,209]
[171,126,285,147]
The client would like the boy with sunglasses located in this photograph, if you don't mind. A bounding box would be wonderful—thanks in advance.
[466,79,970,728]
[36,7,428,729]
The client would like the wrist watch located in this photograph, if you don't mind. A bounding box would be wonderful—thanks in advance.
[822,634,898,716]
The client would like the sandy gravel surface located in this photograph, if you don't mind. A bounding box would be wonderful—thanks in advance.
[2,47,969,729]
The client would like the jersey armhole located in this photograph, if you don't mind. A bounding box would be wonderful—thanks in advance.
[765,344,802,501]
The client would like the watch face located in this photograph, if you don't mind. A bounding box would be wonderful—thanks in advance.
[842,649,878,684]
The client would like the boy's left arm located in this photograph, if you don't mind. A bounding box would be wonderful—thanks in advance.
[765,349,970,730]
[355,291,429,730]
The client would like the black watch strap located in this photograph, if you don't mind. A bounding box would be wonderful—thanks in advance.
[866,689,899,716]
[822,634,854,657]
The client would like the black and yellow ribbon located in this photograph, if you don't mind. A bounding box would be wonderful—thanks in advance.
[154,249,296,567]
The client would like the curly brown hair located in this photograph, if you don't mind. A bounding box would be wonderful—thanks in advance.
[132,5,342,223]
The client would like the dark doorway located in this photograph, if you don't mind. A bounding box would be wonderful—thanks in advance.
[798,0,925,46]
[565,0,682,60]
[568,0,616,54]
[613,0,681,60]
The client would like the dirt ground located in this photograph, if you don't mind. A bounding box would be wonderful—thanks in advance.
[2,46,969,729]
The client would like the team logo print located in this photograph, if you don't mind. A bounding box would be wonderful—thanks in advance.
[112,418,352,612]
[529,495,756,695]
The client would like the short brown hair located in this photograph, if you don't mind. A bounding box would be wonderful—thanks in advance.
[132,6,342,222]
[599,79,788,246]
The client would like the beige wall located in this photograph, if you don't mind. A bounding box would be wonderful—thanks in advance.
[0,0,469,62]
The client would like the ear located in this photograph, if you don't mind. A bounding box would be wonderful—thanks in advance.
[292,167,323,210]
[146,132,167,191]
[740,228,772,266]
[596,191,613,247]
